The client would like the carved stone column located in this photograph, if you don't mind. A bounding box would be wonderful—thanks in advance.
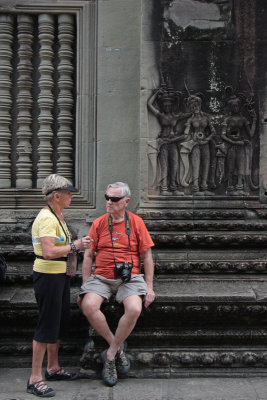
[16,14,34,189]
[0,15,14,189]
[57,14,74,181]
[37,14,55,188]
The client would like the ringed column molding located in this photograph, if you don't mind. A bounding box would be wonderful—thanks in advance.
[0,15,14,189]
[37,13,55,188]
[57,14,75,181]
[16,14,34,189]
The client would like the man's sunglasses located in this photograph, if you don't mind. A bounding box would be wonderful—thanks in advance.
[105,194,125,202]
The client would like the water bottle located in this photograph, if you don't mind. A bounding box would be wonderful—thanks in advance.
[55,236,65,243]
[32,235,65,245]
[32,236,41,245]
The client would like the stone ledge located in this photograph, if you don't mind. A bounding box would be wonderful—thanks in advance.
[80,346,267,377]
[1,277,267,304]
[87,326,267,347]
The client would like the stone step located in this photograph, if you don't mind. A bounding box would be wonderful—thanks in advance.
[4,251,267,282]
[0,336,85,368]
[2,339,267,375]
[2,276,267,303]
[2,277,267,328]
[89,327,267,347]
[80,345,267,378]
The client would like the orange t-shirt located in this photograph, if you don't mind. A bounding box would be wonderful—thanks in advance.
[89,211,154,279]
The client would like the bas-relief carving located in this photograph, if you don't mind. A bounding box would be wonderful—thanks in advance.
[146,0,259,198]
[180,92,216,195]
[221,88,258,195]
[147,85,190,196]
[147,85,258,197]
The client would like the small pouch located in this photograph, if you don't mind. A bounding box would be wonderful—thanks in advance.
[66,252,78,276]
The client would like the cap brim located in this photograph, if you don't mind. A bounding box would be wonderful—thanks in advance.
[45,185,79,195]
[58,185,79,192]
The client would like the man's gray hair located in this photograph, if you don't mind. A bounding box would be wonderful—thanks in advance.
[42,174,72,201]
[106,182,131,198]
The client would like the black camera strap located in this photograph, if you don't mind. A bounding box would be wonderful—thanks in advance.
[47,204,71,244]
[108,211,134,268]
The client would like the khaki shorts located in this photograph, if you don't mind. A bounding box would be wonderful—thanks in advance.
[80,274,147,303]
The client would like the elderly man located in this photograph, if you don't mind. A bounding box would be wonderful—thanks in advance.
[79,182,155,386]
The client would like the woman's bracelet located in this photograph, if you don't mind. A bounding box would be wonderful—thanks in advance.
[70,242,77,253]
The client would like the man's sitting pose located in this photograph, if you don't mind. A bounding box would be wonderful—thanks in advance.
[78,182,155,386]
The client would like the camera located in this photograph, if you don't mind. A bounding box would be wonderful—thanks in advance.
[114,262,133,283]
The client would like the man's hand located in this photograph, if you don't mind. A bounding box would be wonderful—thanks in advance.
[144,287,155,308]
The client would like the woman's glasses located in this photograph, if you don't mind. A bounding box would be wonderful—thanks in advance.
[105,194,124,202]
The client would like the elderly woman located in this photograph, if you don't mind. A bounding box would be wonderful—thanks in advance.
[27,174,92,398]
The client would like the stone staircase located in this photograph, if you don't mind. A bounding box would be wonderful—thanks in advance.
[1,203,267,377]
[79,276,267,377]
[2,265,267,376]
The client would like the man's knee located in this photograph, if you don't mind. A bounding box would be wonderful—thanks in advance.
[81,293,102,317]
[128,305,142,320]
[123,297,142,320]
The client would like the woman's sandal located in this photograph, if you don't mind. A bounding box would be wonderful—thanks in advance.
[27,380,55,397]
[45,368,78,381]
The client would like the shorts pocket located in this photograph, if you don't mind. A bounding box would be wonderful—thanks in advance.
[81,275,94,291]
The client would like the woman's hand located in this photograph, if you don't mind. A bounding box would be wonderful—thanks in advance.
[40,236,93,259]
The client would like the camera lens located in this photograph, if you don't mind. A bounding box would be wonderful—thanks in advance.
[121,268,131,283]
[114,262,133,282]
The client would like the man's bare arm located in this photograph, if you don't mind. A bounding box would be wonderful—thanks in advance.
[142,248,155,308]
[82,248,94,284]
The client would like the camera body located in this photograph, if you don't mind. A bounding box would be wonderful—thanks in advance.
[114,262,133,283]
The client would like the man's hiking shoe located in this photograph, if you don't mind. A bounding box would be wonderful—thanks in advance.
[100,350,118,387]
[116,342,130,375]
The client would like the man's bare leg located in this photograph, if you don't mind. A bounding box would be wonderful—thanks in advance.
[82,293,142,361]
[107,295,142,361]
[81,292,114,346]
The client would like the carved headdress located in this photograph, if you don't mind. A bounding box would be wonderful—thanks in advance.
[224,86,255,114]
[184,79,204,111]
[157,84,176,105]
